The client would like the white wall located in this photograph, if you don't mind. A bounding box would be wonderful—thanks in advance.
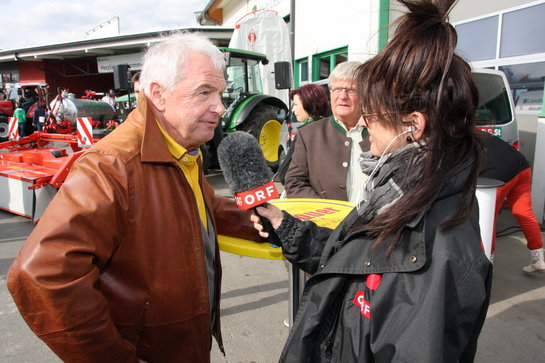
[219,0,381,63]
[293,0,381,62]
[216,0,544,84]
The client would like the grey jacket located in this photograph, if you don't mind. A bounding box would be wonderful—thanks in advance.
[284,117,370,201]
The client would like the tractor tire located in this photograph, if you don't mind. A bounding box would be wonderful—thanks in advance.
[0,116,9,142]
[241,105,283,171]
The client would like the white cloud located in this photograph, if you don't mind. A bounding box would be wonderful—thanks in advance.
[0,0,210,50]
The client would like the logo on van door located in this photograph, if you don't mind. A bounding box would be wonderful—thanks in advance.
[476,126,502,137]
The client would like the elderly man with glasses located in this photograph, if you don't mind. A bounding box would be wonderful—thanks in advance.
[284,61,369,203]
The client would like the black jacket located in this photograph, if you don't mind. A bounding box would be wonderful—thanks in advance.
[275,158,492,362]
[480,133,529,182]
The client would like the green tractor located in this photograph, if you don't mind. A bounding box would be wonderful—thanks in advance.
[202,48,289,173]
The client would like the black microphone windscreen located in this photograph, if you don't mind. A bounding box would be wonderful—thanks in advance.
[217,131,273,194]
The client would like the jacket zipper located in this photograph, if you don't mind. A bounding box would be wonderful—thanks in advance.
[134,300,150,345]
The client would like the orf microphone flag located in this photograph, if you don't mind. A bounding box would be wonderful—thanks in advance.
[217,131,281,244]
[232,181,279,209]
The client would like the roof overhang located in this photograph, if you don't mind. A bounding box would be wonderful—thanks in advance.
[0,26,234,63]
[195,0,228,25]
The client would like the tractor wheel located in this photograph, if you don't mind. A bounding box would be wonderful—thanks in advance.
[0,116,8,142]
[241,105,283,171]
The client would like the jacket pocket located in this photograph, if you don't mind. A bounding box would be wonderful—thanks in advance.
[110,300,150,346]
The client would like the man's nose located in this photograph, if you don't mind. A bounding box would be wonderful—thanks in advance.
[212,95,226,116]
[338,89,350,98]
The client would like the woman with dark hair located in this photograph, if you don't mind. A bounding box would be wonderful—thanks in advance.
[277,84,330,185]
[290,83,330,124]
[252,0,492,361]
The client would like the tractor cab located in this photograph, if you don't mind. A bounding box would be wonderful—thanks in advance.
[221,48,269,127]
[201,48,287,173]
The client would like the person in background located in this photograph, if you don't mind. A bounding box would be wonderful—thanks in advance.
[131,71,141,106]
[277,83,330,185]
[8,31,260,362]
[32,102,46,132]
[101,88,116,107]
[284,61,369,203]
[291,83,330,126]
[22,87,39,112]
[13,100,27,137]
[251,0,492,361]
[480,133,545,272]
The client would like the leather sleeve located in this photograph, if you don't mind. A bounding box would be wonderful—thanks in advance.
[202,176,261,242]
[7,152,137,362]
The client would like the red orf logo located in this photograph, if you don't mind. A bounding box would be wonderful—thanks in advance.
[352,290,371,319]
[247,30,257,45]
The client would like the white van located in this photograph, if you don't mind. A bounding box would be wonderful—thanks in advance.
[473,69,519,148]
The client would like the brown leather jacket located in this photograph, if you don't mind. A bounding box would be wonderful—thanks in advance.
[284,117,370,200]
[7,98,260,362]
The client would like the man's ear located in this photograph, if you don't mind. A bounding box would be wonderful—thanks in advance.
[407,111,426,140]
[148,82,165,112]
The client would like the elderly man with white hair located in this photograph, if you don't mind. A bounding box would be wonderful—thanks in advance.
[8,32,260,362]
[284,61,370,203]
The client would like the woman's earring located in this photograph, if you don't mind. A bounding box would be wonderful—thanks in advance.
[406,124,415,143]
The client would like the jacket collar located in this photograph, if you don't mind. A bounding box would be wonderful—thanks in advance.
[329,116,368,138]
[127,95,176,164]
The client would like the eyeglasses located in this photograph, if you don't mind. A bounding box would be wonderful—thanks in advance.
[361,113,412,129]
[360,112,390,128]
[330,87,357,96]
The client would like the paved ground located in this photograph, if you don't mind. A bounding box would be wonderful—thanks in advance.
[1,170,544,362]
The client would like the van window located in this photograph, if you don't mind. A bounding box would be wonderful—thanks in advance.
[473,72,513,126]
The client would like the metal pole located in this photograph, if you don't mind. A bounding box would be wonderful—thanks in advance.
[531,117,545,224]
[290,0,295,65]
[286,0,300,329]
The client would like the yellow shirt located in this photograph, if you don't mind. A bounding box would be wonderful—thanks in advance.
[156,121,207,230]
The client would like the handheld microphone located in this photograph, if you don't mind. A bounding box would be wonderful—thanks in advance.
[217,131,282,245]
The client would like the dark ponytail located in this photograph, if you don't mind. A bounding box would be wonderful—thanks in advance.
[356,0,482,247]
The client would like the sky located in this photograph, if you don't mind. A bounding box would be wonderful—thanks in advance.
[0,0,212,50]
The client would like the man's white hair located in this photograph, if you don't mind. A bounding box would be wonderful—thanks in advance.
[140,31,225,95]
[328,61,362,83]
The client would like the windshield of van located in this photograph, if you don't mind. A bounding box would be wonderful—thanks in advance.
[473,72,513,126]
